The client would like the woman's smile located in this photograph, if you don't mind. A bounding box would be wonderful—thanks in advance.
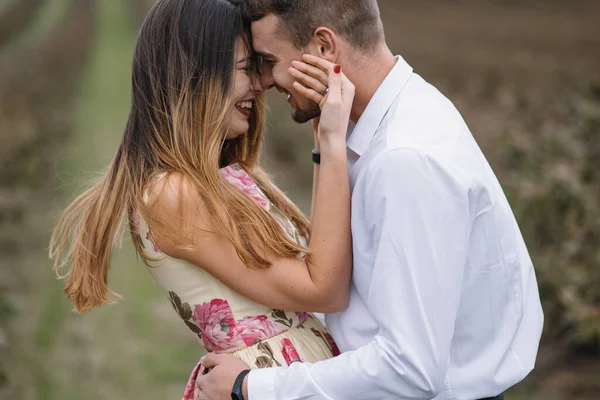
[235,100,253,117]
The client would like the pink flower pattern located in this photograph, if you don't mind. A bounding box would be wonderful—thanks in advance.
[145,231,161,253]
[191,299,244,352]
[186,299,302,353]
[176,295,335,357]
[237,315,286,347]
[281,338,303,365]
[183,362,203,400]
[219,163,270,209]
[296,312,309,325]
[178,295,339,400]
[325,333,341,356]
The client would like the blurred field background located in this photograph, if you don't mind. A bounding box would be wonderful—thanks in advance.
[0,0,598,399]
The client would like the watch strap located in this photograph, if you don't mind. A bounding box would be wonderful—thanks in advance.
[231,369,251,400]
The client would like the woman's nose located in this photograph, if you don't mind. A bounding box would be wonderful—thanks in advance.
[251,71,264,93]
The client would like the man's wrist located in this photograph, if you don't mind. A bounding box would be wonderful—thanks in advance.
[231,369,251,400]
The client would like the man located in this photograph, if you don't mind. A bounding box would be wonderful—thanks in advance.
[197,0,544,399]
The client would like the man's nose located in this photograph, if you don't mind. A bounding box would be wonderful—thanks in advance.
[260,65,275,90]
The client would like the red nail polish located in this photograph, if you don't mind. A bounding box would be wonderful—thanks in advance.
[334,65,341,74]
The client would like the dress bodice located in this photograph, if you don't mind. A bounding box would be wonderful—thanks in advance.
[136,164,339,368]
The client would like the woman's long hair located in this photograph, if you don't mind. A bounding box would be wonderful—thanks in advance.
[49,0,310,313]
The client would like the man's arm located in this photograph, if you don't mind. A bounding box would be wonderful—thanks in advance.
[248,148,472,399]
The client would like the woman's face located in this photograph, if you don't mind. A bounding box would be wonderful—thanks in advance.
[224,38,261,140]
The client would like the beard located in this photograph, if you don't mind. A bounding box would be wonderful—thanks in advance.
[291,100,321,124]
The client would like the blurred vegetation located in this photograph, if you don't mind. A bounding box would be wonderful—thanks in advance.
[0,0,598,399]
[499,84,600,347]
[0,0,46,49]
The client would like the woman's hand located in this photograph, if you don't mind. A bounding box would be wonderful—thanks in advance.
[290,55,355,147]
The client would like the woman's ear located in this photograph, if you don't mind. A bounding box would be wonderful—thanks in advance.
[307,27,338,62]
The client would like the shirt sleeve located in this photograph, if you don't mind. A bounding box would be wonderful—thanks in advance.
[248,148,472,400]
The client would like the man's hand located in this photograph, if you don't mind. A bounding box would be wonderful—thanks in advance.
[196,353,251,400]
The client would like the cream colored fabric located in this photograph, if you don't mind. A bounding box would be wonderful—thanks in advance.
[136,166,339,372]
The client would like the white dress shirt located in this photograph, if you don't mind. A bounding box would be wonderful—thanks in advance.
[249,56,544,400]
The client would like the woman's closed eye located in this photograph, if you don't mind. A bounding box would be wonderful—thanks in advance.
[239,57,262,74]
[256,54,278,67]
[237,55,258,74]
[240,61,258,73]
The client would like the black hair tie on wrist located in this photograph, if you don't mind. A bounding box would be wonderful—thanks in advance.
[312,149,321,164]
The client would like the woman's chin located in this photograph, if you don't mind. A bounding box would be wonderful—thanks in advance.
[225,130,247,140]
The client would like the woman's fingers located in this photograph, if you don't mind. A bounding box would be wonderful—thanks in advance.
[289,56,332,108]
[293,65,343,110]
[288,66,327,96]
[292,81,325,106]
[291,60,329,86]
[314,65,348,137]
[291,55,352,114]
[325,64,342,105]
[302,54,336,74]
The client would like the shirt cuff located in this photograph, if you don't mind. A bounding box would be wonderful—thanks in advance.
[248,367,279,400]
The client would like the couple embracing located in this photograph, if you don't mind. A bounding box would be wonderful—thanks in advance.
[51,0,543,399]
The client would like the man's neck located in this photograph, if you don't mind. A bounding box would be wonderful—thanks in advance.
[344,45,397,123]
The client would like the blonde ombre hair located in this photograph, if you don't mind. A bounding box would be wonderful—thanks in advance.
[50,0,310,313]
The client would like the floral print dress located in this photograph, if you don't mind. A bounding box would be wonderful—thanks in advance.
[135,164,340,400]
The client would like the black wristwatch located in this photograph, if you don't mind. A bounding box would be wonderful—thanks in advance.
[231,369,251,400]
[312,148,321,164]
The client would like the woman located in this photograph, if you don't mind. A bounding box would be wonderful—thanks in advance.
[49,0,354,396]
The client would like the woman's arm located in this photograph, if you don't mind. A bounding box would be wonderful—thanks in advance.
[310,118,320,222]
[150,64,354,313]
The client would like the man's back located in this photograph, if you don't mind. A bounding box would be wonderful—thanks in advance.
[325,58,544,399]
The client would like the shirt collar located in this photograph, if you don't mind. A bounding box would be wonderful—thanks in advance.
[346,56,413,157]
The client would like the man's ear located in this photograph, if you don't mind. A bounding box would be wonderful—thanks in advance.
[306,27,338,62]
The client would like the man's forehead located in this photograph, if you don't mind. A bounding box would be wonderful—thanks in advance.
[251,14,282,52]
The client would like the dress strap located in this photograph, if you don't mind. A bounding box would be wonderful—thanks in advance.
[219,163,271,210]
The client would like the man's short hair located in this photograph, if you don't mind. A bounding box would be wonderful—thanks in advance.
[242,0,384,51]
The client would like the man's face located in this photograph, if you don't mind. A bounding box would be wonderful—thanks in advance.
[251,14,320,123]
